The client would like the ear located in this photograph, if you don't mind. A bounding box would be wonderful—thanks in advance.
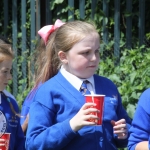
[58,51,68,64]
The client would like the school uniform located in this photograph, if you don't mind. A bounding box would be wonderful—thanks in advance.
[20,89,36,126]
[0,91,25,150]
[20,84,42,127]
[26,69,131,150]
[128,88,150,150]
[3,90,16,101]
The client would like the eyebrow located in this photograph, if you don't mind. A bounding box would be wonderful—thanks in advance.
[1,67,11,70]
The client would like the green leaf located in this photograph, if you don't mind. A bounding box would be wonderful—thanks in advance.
[126,104,136,118]
[55,0,64,4]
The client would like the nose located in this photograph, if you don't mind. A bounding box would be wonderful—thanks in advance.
[91,53,97,61]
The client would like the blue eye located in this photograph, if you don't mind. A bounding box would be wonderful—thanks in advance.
[85,51,89,54]
[82,51,89,55]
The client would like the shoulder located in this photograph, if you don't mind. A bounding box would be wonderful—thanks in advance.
[140,88,150,97]
[138,88,150,112]
[3,90,16,101]
[38,71,66,90]
[139,88,150,103]
[3,90,19,109]
[3,90,19,108]
[94,74,116,86]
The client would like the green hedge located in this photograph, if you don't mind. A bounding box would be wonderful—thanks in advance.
[98,45,150,118]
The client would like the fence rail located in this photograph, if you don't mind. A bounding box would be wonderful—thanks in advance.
[0,0,147,97]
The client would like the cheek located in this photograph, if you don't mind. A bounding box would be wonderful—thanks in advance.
[76,59,88,67]
[96,55,100,63]
[0,75,4,82]
[0,74,3,79]
[70,56,87,66]
[0,76,4,89]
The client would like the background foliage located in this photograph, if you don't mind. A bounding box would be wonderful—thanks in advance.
[50,0,150,119]
[0,0,150,149]
[0,0,149,116]
[0,0,149,112]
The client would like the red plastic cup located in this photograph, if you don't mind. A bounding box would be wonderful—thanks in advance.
[85,94,105,125]
[0,133,11,150]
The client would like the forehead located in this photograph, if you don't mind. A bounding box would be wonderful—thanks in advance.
[81,32,99,42]
[73,33,100,48]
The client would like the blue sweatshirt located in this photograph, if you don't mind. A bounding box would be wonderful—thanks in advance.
[26,71,131,150]
[128,88,150,150]
[20,85,41,126]
[0,91,25,150]
[20,90,35,126]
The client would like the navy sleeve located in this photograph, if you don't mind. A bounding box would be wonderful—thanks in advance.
[10,98,25,150]
[113,91,132,148]
[14,119,25,150]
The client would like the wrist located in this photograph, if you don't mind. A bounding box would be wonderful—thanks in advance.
[69,119,81,132]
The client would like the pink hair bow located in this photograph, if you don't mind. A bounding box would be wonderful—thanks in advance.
[38,19,65,45]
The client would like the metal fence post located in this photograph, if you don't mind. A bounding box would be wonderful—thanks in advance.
[79,0,85,19]
[139,0,145,46]
[126,0,132,49]
[103,0,109,44]
[21,0,27,91]
[68,0,74,21]
[91,0,97,20]
[114,0,120,64]
[45,0,52,25]
[30,0,36,74]
[4,0,8,37]
[12,0,18,97]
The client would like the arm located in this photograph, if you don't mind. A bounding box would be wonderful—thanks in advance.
[26,101,99,150]
[26,101,77,150]
[20,97,32,134]
[128,105,150,150]
[112,92,132,148]
[21,113,29,133]
[135,141,149,150]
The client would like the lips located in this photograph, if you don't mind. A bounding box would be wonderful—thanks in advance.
[88,65,96,68]
[89,66,95,67]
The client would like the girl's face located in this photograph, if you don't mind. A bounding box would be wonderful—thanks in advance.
[0,56,12,91]
[63,33,100,79]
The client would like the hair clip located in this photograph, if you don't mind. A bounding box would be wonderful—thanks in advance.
[38,19,65,45]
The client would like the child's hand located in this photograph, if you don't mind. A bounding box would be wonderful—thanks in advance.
[111,119,128,139]
[70,103,99,132]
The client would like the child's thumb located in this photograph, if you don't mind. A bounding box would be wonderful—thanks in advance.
[111,120,116,126]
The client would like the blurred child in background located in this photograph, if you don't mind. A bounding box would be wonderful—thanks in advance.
[0,42,25,150]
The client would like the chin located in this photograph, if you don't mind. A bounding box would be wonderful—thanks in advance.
[79,74,93,79]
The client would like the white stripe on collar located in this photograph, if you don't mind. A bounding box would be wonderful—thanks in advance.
[60,66,95,93]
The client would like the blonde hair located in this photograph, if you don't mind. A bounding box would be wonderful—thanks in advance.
[35,20,99,87]
[0,44,14,62]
